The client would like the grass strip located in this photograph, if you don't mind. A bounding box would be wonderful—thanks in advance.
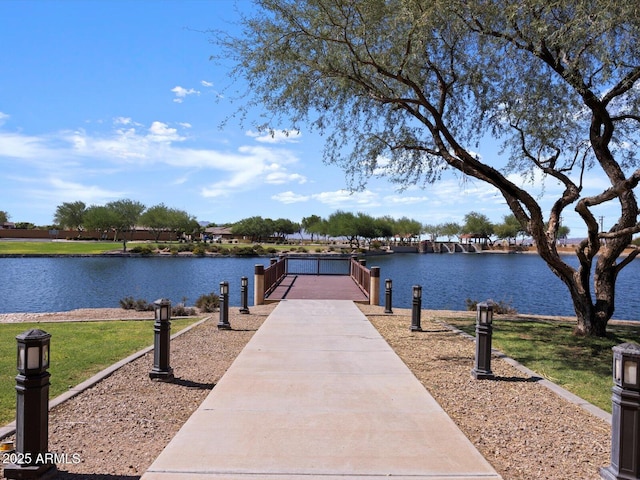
[0,318,199,425]
[441,315,640,413]
[0,242,121,255]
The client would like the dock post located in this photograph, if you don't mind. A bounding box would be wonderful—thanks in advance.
[254,264,265,306]
[369,266,380,305]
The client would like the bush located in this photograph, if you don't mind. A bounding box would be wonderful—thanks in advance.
[192,244,207,256]
[129,245,154,255]
[119,297,154,311]
[172,304,197,317]
[195,292,220,312]
[465,298,517,315]
[119,296,136,310]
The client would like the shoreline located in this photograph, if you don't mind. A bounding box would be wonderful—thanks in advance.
[1,306,638,325]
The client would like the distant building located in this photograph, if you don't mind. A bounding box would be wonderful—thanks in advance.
[0,222,16,229]
[203,226,235,242]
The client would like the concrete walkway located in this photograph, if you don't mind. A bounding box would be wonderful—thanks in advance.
[141,300,502,480]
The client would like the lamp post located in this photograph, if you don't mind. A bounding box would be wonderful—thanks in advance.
[384,278,393,314]
[239,276,250,314]
[410,285,422,331]
[149,298,174,381]
[600,342,640,480]
[471,301,495,380]
[4,329,56,479]
[218,281,231,330]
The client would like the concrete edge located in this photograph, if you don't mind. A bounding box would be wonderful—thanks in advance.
[0,316,211,441]
[439,321,612,425]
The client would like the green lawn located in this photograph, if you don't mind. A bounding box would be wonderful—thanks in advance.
[0,318,199,425]
[0,241,121,255]
[441,315,640,413]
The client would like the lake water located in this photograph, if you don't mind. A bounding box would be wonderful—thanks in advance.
[0,254,638,320]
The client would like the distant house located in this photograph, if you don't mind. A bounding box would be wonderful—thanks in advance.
[203,226,236,242]
[0,222,16,229]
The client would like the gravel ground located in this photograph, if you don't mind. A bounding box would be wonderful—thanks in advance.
[0,305,612,480]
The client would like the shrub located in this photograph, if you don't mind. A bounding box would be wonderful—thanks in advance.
[119,297,154,311]
[178,243,193,252]
[129,245,154,255]
[192,244,207,256]
[119,296,136,310]
[172,304,197,317]
[134,298,153,311]
[195,292,220,312]
[465,298,517,315]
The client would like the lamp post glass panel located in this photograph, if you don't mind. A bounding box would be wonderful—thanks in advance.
[218,281,231,329]
[4,329,56,479]
[410,285,422,331]
[600,343,640,480]
[471,302,494,380]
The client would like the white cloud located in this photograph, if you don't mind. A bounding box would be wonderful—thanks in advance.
[114,117,133,125]
[246,129,301,144]
[0,132,52,160]
[0,112,9,126]
[201,80,214,87]
[311,189,380,209]
[171,85,200,103]
[148,121,185,143]
[382,195,429,205]
[272,191,309,204]
[265,172,307,185]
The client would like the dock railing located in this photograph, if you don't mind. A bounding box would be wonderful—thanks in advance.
[256,254,379,305]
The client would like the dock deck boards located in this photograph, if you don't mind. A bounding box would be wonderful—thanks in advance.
[266,274,369,303]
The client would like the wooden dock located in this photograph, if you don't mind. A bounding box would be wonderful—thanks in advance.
[265,274,369,303]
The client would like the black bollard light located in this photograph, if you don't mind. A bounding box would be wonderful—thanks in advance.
[218,281,231,329]
[149,298,174,381]
[4,329,56,479]
[384,278,393,314]
[410,285,422,331]
[239,276,250,314]
[600,342,640,480]
[471,301,495,380]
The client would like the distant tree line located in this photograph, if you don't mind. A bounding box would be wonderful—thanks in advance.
[52,200,199,243]
[230,210,566,247]
[8,202,570,247]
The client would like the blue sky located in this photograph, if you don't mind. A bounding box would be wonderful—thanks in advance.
[0,0,618,237]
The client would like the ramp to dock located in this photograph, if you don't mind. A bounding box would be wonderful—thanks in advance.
[141,300,502,480]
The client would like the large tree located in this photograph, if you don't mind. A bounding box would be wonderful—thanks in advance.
[106,199,145,243]
[219,0,640,336]
[53,201,86,231]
